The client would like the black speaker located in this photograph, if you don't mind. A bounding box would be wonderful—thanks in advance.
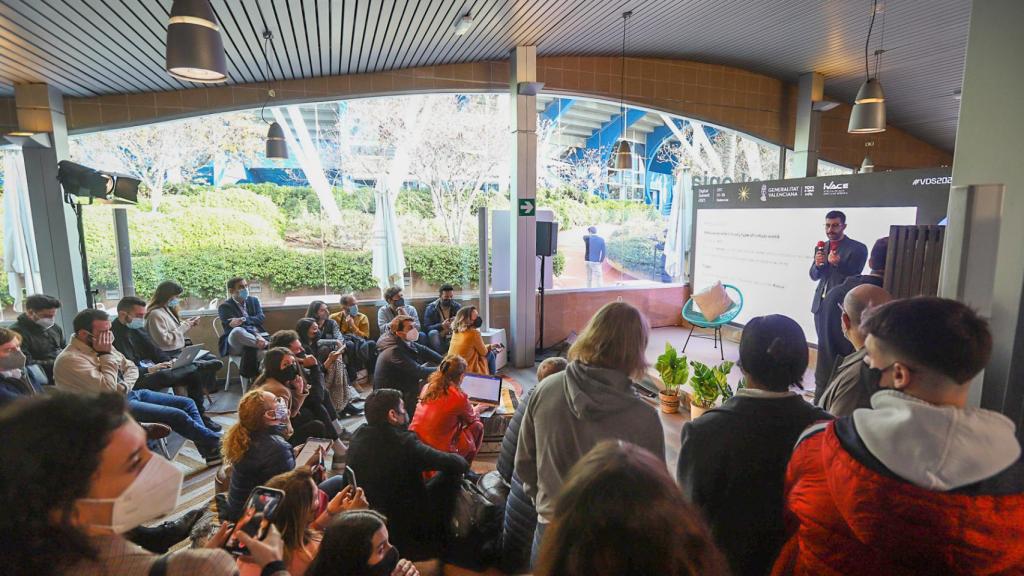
[537,221,559,257]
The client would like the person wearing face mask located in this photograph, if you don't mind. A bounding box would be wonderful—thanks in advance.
[114,296,224,431]
[256,347,326,447]
[775,297,1024,575]
[0,392,291,576]
[377,288,434,353]
[10,293,65,383]
[332,293,371,340]
[144,281,203,354]
[296,318,361,421]
[346,389,468,561]
[307,510,419,576]
[373,315,439,415]
[219,277,269,378]
[330,294,378,385]
[423,284,462,354]
[54,309,224,466]
[0,327,39,405]
[449,306,499,376]
[269,329,341,443]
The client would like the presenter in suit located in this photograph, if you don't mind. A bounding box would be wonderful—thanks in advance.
[809,210,867,401]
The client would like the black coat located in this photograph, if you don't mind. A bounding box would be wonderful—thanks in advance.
[10,314,65,381]
[374,333,435,413]
[809,237,868,314]
[347,422,467,558]
[0,373,37,406]
[217,296,266,356]
[111,318,173,368]
[225,426,295,520]
[677,393,832,576]
[813,274,883,391]
[496,389,537,574]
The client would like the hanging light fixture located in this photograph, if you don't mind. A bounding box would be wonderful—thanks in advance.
[848,0,886,133]
[259,31,288,160]
[860,153,875,173]
[165,0,228,83]
[613,11,634,171]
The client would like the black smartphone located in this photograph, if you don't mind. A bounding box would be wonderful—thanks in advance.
[343,465,358,490]
[224,486,285,556]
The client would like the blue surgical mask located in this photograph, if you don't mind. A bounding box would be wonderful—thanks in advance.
[167,298,180,309]
[348,305,359,316]
[238,288,250,300]
[128,318,145,330]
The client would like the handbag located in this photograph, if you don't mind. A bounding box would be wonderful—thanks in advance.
[450,477,499,541]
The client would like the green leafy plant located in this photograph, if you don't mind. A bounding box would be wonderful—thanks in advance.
[654,343,690,395]
[689,360,736,408]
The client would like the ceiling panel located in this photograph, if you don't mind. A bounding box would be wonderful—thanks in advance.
[0,0,971,150]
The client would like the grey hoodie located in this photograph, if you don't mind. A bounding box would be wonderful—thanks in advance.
[515,361,665,521]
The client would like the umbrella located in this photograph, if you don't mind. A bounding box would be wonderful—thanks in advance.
[663,171,691,280]
[3,151,43,312]
[371,183,406,294]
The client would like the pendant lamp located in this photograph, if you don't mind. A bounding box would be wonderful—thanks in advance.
[259,31,288,159]
[166,0,228,83]
[613,11,633,171]
[848,0,886,133]
[860,153,875,173]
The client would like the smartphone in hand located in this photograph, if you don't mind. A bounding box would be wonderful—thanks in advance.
[223,486,285,556]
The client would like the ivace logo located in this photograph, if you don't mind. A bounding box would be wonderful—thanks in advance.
[912,176,953,186]
[823,181,849,191]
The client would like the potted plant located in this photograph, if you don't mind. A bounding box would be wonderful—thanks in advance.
[654,343,689,414]
[688,359,735,419]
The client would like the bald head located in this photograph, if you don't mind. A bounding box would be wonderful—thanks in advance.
[842,284,892,348]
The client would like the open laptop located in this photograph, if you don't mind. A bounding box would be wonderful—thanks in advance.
[462,372,503,417]
[169,344,209,370]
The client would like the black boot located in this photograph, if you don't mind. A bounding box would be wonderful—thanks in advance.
[202,414,222,432]
[125,508,203,554]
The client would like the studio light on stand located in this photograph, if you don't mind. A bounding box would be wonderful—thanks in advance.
[848,0,887,134]
[57,161,140,308]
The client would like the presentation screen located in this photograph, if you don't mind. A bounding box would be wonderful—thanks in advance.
[691,168,951,344]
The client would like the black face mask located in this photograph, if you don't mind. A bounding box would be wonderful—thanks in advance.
[472,317,483,329]
[393,298,405,308]
[363,547,400,576]
[441,298,452,307]
[276,364,300,382]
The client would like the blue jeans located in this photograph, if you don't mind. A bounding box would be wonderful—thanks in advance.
[128,389,220,454]
[427,330,452,355]
[487,350,497,375]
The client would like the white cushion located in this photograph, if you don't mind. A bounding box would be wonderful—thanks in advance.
[692,282,734,321]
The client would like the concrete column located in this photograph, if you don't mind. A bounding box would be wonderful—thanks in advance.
[509,46,538,368]
[15,84,86,335]
[113,208,134,297]
[791,72,824,178]
[946,0,1024,431]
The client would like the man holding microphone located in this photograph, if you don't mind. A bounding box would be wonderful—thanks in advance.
[810,210,867,401]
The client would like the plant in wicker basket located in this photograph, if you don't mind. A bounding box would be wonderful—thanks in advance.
[689,360,735,409]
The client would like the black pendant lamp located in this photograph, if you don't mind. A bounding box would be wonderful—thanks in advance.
[165,0,228,83]
[848,0,886,133]
[613,11,633,171]
[259,31,288,160]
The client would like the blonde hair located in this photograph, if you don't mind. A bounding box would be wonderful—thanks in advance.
[421,355,467,402]
[222,390,271,463]
[537,357,568,382]
[453,306,477,333]
[568,302,650,380]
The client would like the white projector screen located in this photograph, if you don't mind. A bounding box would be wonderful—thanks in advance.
[693,206,917,344]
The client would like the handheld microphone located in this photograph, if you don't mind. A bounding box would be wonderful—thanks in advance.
[815,241,826,255]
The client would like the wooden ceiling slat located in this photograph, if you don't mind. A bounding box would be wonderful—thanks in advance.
[214,0,262,84]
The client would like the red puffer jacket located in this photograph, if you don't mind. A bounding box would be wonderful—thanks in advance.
[773,420,1024,576]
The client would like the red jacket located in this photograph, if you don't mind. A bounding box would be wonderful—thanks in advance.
[410,386,480,455]
[773,419,1024,575]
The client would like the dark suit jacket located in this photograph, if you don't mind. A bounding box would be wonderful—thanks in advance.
[809,237,868,314]
[813,274,883,389]
[217,296,266,356]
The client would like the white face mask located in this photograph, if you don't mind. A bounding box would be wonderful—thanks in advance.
[404,328,419,343]
[34,316,56,330]
[77,454,183,533]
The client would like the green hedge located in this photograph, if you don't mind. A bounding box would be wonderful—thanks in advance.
[607,236,664,280]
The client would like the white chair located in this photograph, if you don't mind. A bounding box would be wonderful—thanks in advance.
[212,317,249,393]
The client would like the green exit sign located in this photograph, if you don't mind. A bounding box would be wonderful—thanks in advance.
[518,198,535,217]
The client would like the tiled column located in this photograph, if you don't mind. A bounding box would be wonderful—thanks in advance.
[509,46,538,368]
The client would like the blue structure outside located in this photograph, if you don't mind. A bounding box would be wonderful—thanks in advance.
[540,97,575,124]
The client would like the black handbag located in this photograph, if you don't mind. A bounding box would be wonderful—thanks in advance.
[450,477,497,540]
[446,476,503,570]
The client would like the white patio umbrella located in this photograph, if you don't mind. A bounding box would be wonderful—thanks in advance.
[3,151,43,313]
[371,184,406,294]
[663,171,691,280]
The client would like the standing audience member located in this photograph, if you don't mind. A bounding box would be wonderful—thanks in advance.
[255,347,324,446]
[423,284,462,354]
[583,226,606,288]
[676,314,832,576]
[10,293,65,382]
[306,300,343,341]
[0,327,39,405]
[269,329,340,443]
[0,392,288,576]
[818,284,893,416]
[516,301,665,565]
[114,296,223,431]
[54,309,222,465]
[306,510,420,576]
[374,315,438,414]
[144,281,202,353]
[346,389,469,561]
[534,440,728,576]
[449,306,499,375]
[218,277,269,376]
[774,297,1024,575]
[298,318,361,419]
[498,357,567,574]
[410,355,485,468]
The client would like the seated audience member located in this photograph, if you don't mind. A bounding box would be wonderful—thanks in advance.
[677,314,832,576]
[10,293,65,382]
[374,315,439,414]
[516,301,665,565]
[818,284,893,416]
[144,281,202,353]
[332,294,371,339]
[814,237,888,401]
[377,288,435,355]
[0,392,288,576]
[410,355,484,467]
[298,318,361,418]
[330,294,377,382]
[114,296,223,431]
[498,357,567,574]
[306,300,343,341]
[449,306,499,375]
[269,329,339,442]
[218,277,269,375]
[0,328,39,406]
[307,510,420,576]
[347,389,469,561]
[535,440,727,576]
[237,467,369,576]
[423,284,462,354]
[774,297,1024,575]
[54,309,222,465]
[256,347,324,446]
